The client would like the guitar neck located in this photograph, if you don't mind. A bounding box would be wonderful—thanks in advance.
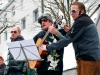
[37,31,49,48]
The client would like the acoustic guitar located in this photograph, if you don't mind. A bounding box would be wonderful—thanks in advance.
[28,15,63,69]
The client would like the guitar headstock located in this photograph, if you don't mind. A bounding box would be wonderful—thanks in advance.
[54,15,63,28]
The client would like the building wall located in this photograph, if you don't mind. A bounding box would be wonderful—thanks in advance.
[0,0,42,62]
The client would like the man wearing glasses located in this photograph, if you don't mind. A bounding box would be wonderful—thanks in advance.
[10,27,24,41]
[33,13,69,75]
[7,27,25,75]
[39,2,100,75]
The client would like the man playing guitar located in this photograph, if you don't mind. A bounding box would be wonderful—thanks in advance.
[32,13,70,75]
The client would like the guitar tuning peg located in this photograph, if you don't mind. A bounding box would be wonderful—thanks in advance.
[59,15,63,20]
[58,21,62,25]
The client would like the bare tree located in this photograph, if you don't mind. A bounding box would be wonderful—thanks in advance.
[33,0,100,27]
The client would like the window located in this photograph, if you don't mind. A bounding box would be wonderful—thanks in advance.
[4,13,7,22]
[21,0,24,9]
[4,31,7,41]
[21,0,23,4]
[33,8,38,22]
[21,17,26,29]
[12,6,15,17]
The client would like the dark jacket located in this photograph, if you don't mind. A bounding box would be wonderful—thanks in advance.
[0,63,6,75]
[33,29,66,72]
[46,13,100,61]
[8,35,25,73]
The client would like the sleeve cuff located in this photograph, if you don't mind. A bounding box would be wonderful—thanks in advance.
[55,31,64,39]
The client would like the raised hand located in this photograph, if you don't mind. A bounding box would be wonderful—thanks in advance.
[39,44,47,51]
[48,25,58,35]
[63,24,70,32]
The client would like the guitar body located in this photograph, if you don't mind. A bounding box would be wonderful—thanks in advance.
[29,38,48,69]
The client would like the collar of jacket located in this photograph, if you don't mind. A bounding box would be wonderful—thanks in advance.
[75,13,89,21]
[10,35,21,42]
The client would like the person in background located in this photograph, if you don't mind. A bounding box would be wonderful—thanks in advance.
[32,13,69,75]
[7,27,25,75]
[10,27,24,41]
[39,2,100,75]
[0,56,6,75]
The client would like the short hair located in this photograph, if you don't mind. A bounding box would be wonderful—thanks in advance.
[17,27,21,33]
[72,2,86,13]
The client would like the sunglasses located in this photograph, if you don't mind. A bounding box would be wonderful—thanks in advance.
[71,10,77,13]
[40,19,48,24]
[11,31,17,33]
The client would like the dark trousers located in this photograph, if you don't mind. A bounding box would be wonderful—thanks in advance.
[37,71,62,75]
[77,58,100,75]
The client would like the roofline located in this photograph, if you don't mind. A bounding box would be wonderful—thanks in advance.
[90,4,100,17]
